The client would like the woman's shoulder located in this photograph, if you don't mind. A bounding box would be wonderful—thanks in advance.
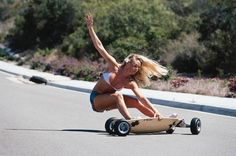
[106,63,121,73]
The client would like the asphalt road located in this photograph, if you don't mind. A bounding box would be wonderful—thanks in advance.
[0,71,236,156]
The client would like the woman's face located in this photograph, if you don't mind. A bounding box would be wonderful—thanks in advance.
[125,58,142,75]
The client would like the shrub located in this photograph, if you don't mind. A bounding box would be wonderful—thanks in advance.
[170,77,189,88]
[228,77,236,92]
[76,67,99,81]
[7,0,77,51]
[198,0,236,74]
[163,32,206,73]
[64,0,179,60]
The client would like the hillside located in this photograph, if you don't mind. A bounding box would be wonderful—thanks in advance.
[0,0,235,98]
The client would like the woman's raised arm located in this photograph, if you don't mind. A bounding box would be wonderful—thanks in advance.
[86,13,119,68]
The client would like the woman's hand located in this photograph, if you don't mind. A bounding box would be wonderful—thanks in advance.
[154,112,163,120]
[86,13,93,28]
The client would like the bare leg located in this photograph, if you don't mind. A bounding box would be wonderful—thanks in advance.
[123,95,156,117]
[93,92,132,119]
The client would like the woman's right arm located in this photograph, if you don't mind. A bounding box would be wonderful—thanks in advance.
[86,14,119,68]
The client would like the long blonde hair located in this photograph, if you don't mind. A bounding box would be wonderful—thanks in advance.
[123,54,168,87]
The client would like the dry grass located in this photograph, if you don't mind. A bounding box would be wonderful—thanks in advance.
[151,77,230,97]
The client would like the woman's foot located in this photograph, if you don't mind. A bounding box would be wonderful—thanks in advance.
[169,113,178,118]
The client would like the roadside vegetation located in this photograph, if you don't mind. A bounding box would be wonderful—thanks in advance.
[0,0,235,98]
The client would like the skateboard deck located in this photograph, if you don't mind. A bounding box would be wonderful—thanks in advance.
[128,117,181,133]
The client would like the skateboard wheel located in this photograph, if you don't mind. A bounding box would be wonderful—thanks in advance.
[114,119,131,136]
[166,127,175,134]
[105,117,117,135]
[190,118,201,135]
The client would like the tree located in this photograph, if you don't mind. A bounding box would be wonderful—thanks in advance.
[198,0,236,74]
[67,0,179,60]
[7,0,77,51]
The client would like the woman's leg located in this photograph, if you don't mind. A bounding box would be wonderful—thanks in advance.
[93,92,132,119]
[123,95,155,117]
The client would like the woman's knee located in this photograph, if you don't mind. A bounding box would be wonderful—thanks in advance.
[112,93,124,103]
[92,103,104,112]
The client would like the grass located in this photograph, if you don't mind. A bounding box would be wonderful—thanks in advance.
[150,77,231,97]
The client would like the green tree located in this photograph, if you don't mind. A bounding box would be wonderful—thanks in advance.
[7,0,77,51]
[163,32,206,73]
[0,0,16,21]
[198,0,236,74]
[67,0,179,60]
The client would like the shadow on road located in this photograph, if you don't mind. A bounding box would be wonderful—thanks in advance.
[6,129,192,136]
[62,129,106,133]
[6,128,106,134]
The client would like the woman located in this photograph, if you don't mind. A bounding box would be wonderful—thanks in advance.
[86,13,168,120]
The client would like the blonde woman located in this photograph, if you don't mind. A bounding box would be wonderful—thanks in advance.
[86,14,168,120]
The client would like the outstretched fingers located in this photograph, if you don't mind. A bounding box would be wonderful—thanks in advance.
[85,13,93,27]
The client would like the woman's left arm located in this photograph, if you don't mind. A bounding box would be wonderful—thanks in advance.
[129,82,162,117]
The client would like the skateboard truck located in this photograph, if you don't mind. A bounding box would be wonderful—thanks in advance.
[176,119,188,127]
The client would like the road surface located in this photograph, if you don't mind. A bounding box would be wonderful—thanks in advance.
[0,71,236,156]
